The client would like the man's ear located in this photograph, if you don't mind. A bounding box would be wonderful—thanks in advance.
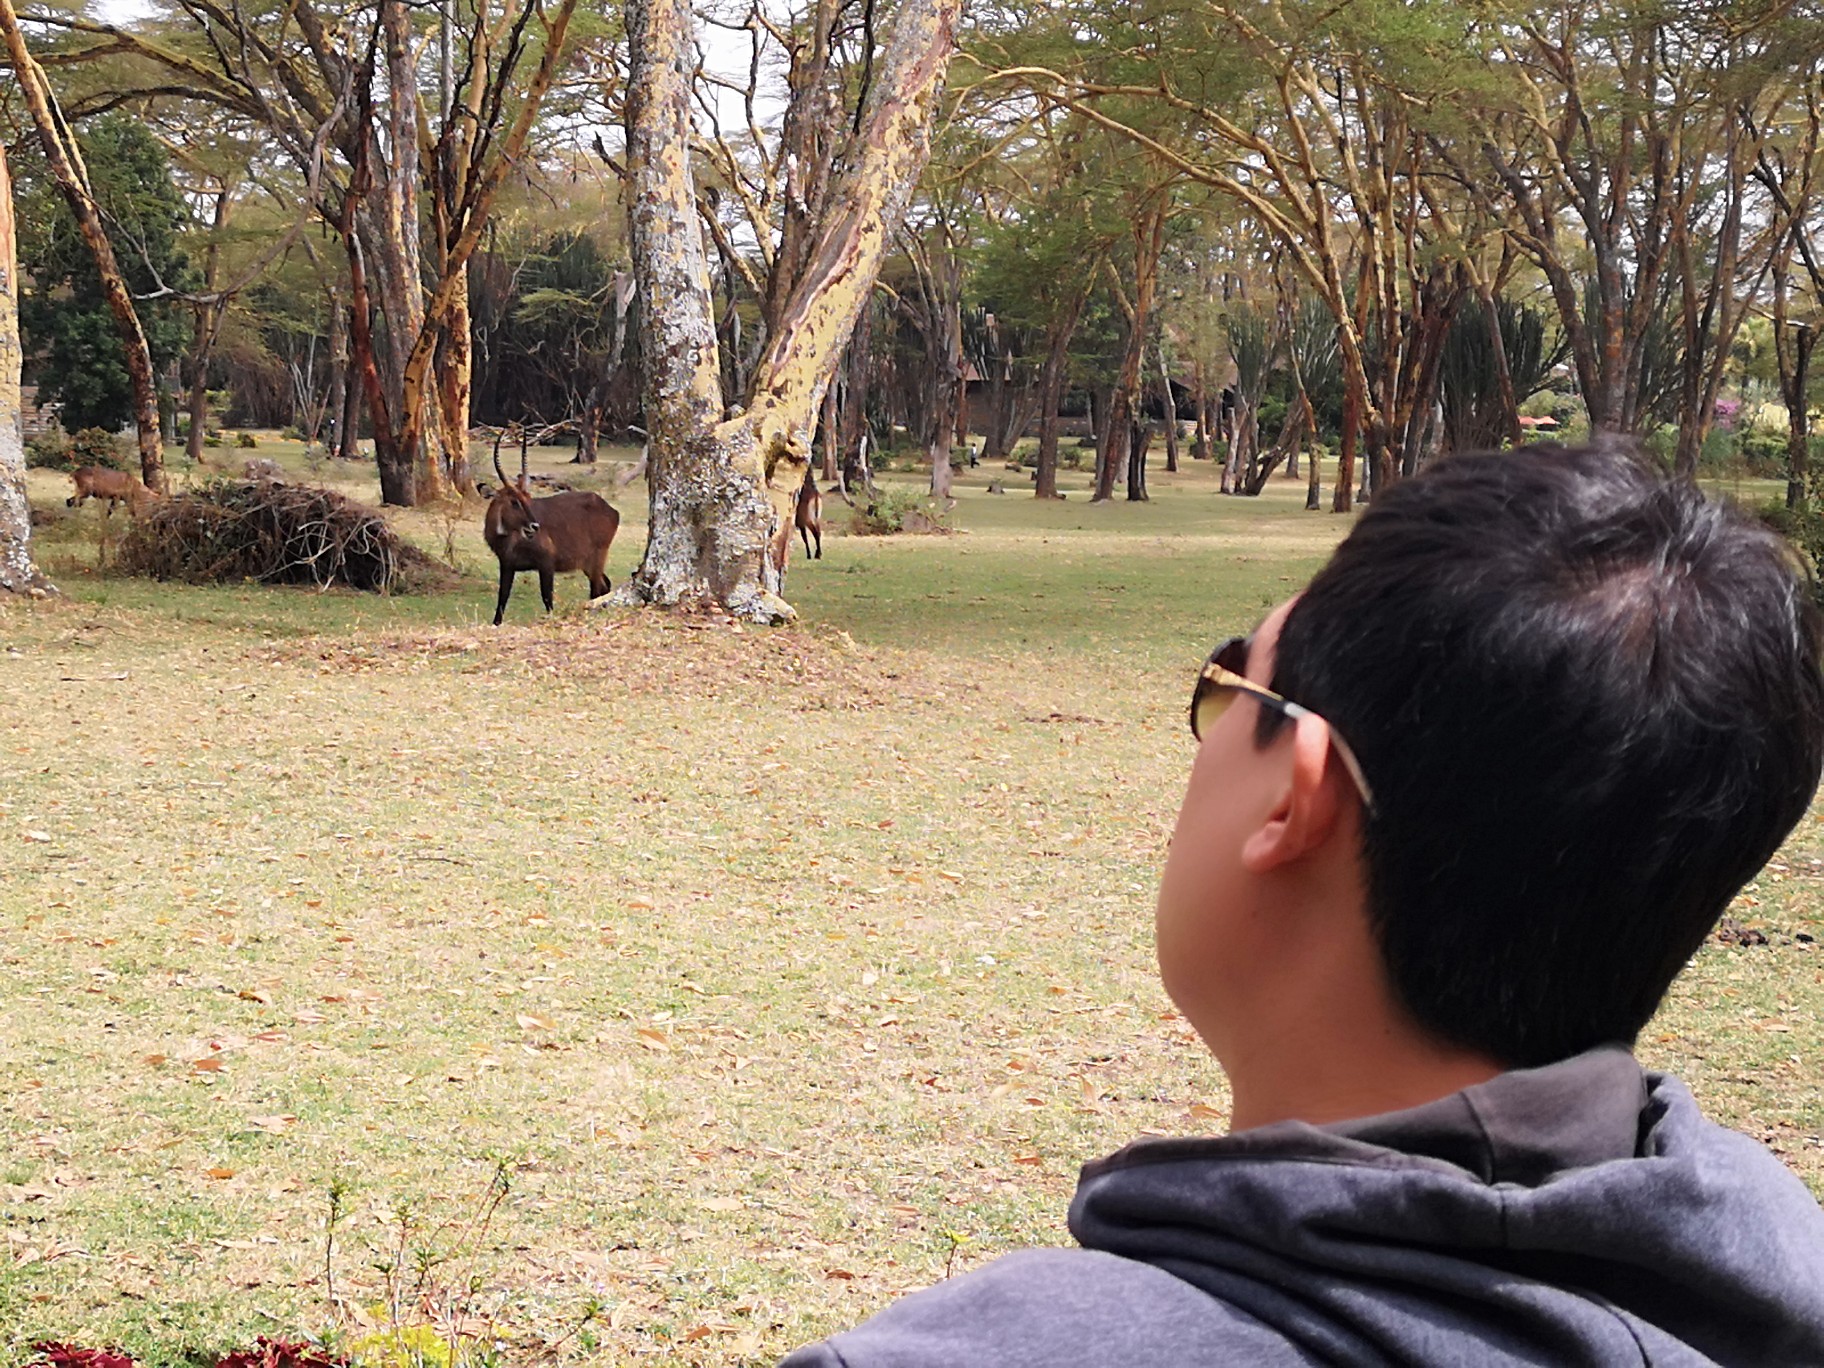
[1240,712,1345,874]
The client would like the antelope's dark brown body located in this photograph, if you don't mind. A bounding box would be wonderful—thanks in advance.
[483,482,620,625]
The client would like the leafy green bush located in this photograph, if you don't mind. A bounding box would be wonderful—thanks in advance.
[24,427,75,470]
[236,430,259,448]
[850,485,953,535]
[1759,501,1824,607]
[1739,427,1789,477]
[73,428,130,467]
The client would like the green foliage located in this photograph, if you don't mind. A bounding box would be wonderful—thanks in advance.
[24,427,76,471]
[26,425,132,471]
[1759,502,1824,607]
[1224,305,1275,398]
[16,116,194,432]
[850,485,954,535]
[1440,297,1568,453]
[237,431,260,449]
[73,427,133,469]
[1738,426,1790,477]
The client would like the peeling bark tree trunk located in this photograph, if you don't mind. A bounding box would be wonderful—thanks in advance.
[1156,344,1178,473]
[0,141,51,596]
[1033,285,1086,500]
[184,189,232,467]
[0,0,166,493]
[435,266,475,494]
[620,0,959,620]
[326,290,351,458]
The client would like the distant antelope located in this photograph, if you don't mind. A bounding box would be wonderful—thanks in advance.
[795,465,823,560]
[66,466,157,517]
[482,445,620,625]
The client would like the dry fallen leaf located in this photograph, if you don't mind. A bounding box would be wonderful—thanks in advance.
[237,988,272,1005]
[247,1114,297,1135]
[635,1028,671,1051]
[1013,1153,1043,1166]
[516,1013,555,1032]
[206,1166,236,1180]
[192,1057,226,1073]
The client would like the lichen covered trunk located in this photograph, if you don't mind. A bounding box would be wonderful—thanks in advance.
[622,0,958,620]
[435,271,475,494]
[0,140,49,596]
[621,0,779,617]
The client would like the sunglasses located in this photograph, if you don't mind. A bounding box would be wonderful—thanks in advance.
[1190,636,1376,811]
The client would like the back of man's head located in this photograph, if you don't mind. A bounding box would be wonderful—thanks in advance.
[1273,443,1824,1068]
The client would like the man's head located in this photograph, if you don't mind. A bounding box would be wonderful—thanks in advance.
[1161,444,1824,1094]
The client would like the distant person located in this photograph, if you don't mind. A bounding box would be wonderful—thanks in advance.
[781,443,1824,1366]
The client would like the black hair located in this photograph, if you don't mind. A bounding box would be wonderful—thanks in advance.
[1271,443,1824,1067]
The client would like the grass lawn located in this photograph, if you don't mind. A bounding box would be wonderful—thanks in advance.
[2,444,1820,1365]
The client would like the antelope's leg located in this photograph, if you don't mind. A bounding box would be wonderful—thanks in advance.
[539,566,555,613]
[493,565,515,625]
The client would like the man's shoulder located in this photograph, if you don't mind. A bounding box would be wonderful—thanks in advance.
[778,1246,1315,1368]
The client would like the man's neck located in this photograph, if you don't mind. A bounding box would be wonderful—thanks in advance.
[1219,985,1505,1133]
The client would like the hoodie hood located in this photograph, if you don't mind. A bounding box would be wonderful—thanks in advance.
[1069,1046,1824,1365]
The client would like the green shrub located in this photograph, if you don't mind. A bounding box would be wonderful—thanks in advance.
[71,428,131,469]
[1739,427,1789,477]
[24,427,75,470]
[203,433,224,448]
[236,431,259,448]
[850,485,953,535]
[1760,501,1824,606]
[281,425,306,441]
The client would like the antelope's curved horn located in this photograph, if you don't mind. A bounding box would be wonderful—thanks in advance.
[493,447,507,486]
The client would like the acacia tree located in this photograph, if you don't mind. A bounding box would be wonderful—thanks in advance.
[0,140,52,597]
[30,0,579,504]
[621,0,960,621]
[0,0,167,491]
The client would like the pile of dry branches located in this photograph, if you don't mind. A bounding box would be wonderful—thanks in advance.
[118,481,449,594]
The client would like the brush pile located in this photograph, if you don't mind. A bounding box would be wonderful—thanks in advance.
[118,479,449,593]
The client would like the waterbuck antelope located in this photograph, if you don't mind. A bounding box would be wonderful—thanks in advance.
[66,465,158,516]
[482,448,620,625]
[795,465,823,560]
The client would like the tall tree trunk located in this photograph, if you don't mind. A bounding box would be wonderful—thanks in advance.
[837,307,873,494]
[621,0,958,619]
[1093,203,1166,502]
[0,141,51,596]
[1333,375,1359,513]
[0,1,165,492]
[1126,421,1150,501]
[1156,344,1179,473]
[818,380,840,481]
[1191,361,1211,461]
[576,271,635,463]
[184,189,231,467]
[326,289,350,458]
[435,267,474,494]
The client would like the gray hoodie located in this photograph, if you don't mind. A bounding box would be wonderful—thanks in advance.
[780,1048,1824,1366]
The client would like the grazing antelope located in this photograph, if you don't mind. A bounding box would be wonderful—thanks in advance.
[482,446,620,626]
[795,465,823,560]
[66,465,157,516]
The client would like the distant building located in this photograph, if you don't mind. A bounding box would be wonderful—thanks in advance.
[19,385,58,439]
